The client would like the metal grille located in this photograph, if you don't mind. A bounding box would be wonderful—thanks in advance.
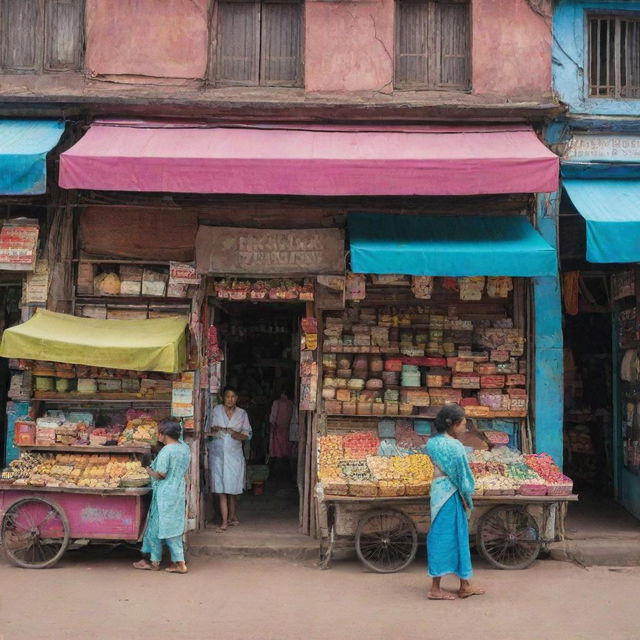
[589,14,640,98]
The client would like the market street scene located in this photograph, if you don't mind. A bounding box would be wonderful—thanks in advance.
[1,1,640,639]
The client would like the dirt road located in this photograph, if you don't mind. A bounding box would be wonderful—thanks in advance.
[1,549,638,640]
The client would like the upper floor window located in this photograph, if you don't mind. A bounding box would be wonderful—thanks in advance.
[0,0,84,73]
[589,14,640,98]
[213,0,303,87]
[395,0,470,91]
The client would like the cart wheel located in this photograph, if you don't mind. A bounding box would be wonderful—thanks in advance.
[2,497,70,569]
[355,509,417,573]
[477,505,541,570]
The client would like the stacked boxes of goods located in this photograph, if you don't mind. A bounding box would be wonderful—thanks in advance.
[321,306,528,417]
[318,429,434,497]
[0,452,149,489]
[467,449,572,496]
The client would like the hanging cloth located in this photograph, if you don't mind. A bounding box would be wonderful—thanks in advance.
[562,271,580,316]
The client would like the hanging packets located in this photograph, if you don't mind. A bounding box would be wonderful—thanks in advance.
[345,273,366,301]
[411,276,434,299]
[486,276,513,299]
[459,276,485,301]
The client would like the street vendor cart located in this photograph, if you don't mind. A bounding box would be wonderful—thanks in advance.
[0,482,150,569]
[0,310,190,569]
[318,492,578,573]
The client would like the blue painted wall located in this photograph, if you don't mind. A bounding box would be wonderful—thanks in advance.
[534,191,564,466]
[553,0,640,116]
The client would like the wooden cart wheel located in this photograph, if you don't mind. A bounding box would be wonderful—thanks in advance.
[1,497,70,569]
[477,505,541,570]
[355,509,418,573]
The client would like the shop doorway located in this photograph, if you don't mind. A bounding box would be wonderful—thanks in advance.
[0,284,23,466]
[206,300,304,533]
[563,311,613,499]
[562,275,640,534]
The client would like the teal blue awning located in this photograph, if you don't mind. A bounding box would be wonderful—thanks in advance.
[348,213,557,277]
[0,120,65,195]
[564,180,640,264]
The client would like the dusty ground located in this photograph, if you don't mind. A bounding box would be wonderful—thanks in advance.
[1,548,639,640]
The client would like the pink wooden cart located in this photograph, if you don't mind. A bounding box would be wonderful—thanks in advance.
[0,485,150,568]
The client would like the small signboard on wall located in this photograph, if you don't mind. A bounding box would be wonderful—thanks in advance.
[195,226,345,276]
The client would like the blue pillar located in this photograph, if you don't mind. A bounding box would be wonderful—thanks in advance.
[534,191,564,466]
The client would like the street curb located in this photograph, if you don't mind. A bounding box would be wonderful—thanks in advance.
[549,539,640,566]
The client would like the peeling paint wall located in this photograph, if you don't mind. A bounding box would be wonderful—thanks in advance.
[82,0,552,98]
[85,0,210,80]
[472,0,552,97]
[305,0,394,93]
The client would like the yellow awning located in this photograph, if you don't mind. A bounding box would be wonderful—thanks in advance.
[0,309,187,373]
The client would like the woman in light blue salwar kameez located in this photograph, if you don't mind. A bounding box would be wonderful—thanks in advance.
[425,404,486,601]
[133,421,191,574]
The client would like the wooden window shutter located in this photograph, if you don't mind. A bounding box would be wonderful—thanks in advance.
[260,0,302,87]
[436,1,470,89]
[44,0,83,71]
[1,0,42,71]
[395,0,470,91]
[395,0,429,88]
[216,1,260,86]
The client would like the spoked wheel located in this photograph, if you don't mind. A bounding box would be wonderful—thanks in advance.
[477,505,541,570]
[355,509,418,573]
[2,497,70,569]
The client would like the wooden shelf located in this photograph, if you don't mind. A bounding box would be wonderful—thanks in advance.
[325,347,402,354]
[326,413,423,419]
[74,259,171,266]
[323,493,578,504]
[16,444,151,454]
[75,295,190,305]
[0,484,151,496]
[33,393,170,405]
[325,412,526,420]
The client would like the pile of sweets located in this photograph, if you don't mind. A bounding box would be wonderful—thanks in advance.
[342,432,380,459]
[318,434,344,469]
[7,452,149,489]
[118,418,158,446]
[524,454,565,483]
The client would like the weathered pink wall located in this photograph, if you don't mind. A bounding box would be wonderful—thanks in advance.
[472,0,552,97]
[85,0,209,79]
[305,0,394,93]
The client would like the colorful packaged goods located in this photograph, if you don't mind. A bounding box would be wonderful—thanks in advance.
[118,418,158,446]
[524,453,565,483]
[319,435,345,470]
[343,432,379,459]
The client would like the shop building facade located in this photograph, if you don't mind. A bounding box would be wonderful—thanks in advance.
[552,0,640,518]
[0,0,566,537]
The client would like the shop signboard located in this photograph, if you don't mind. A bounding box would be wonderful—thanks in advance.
[196,226,345,276]
[0,220,39,271]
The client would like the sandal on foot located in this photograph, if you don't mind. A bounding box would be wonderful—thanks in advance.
[166,565,188,574]
[133,560,160,571]
[458,587,485,599]
[229,520,240,526]
[427,591,456,601]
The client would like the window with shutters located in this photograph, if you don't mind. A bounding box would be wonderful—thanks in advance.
[0,0,84,73]
[588,14,640,99]
[395,0,470,91]
[214,0,303,87]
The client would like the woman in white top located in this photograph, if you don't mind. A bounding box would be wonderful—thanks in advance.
[208,386,252,532]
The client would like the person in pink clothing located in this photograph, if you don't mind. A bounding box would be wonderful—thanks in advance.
[269,389,293,477]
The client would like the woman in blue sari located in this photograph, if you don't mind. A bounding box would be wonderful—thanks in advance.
[426,404,485,600]
[133,420,191,574]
